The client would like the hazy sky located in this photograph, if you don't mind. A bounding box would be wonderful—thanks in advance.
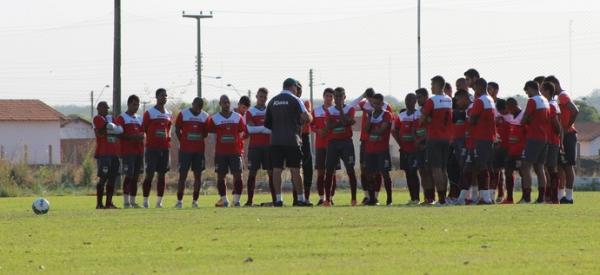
[1,0,599,106]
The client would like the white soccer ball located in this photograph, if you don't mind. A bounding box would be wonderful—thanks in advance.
[32,197,50,215]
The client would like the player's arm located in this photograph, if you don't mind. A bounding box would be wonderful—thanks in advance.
[391,118,401,146]
[521,100,535,125]
[364,111,373,133]
[264,103,273,130]
[174,113,183,141]
[93,116,108,136]
[566,100,579,128]
[372,114,391,135]
[419,100,432,125]
[469,100,482,125]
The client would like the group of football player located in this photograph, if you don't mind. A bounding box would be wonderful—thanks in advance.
[92,69,579,209]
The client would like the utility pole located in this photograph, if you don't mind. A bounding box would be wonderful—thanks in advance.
[309,69,314,108]
[569,20,573,92]
[247,90,252,99]
[113,0,122,116]
[417,0,422,88]
[90,91,94,120]
[183,11,213,98]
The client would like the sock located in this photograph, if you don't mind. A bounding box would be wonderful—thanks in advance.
[324,172,334,201]
[247,176,256,203]
[364,190,370,199]
[123,194,130,205]
[276,193,282,202]
[157,177,166,197]
[383,175,392,203]
[319,195,324,200]
[268,174,276,203]
[233,178,243,196]
[331,175,338,197]
[233,194,241,204]
[458,190,468,201]
[129,195,136,205]
[316,172,325,197]
[96,181,105,206]
[348,172,358,201]
[297,194,305,202]
[143,196,149,205]
[437,190,447,204]
[566,189,573,200]
[177,199,183,204]
[558,188,566,199]
[156,196,163,205]
[217,179,226,197]
[221,195,229,203]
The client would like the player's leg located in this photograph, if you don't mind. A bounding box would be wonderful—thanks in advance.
[269,146,285,206]
[545,144,559,204]
[341,140,358,205]
[215,155,229,207]
[176,151,191,208]
[359,141,369,204]
[323,141,339,206]
[231,154,244,207]
[533,144,548,203]
[315,149,326,205]
[191,154,205,207]
[128,155,143,207]
[475,141,493,204]
[246,148,260,206]
[381,150,393,206]
[121,156,132,208]
[562,132,577,204]
[95,157,109,209]
[301,134,313,201]
[142,150,157,208]
[154,149,169,208]
[104,157,120,209]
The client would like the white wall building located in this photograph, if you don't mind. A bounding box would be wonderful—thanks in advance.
[577,122,600,158]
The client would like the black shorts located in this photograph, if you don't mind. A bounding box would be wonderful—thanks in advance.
[562,132,577,166]
[359,141,366,169]
[270,145,302,169]
[505,155,522,170]
[145,149,170,174]
[524,139,548,165]
[215,154,243,174]
[121,154,143,178]
[425,139,450,168]
[315,148,341,170]
[399,150,418,171]
[96,156,120,178]
[365,151,392,173]
[416,149,427,168]
[179,151,205,173]
[546,143,560,168]
[473,140,494,169]
[248,146,271,171]
[493,146,508,169]
[325,139,355,172]
[451,139,467,168]
[301,133,312,167]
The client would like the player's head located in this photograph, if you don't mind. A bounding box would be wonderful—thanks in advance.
[96,101,109,116]
[454,89,470,110]
[430,75,445,94]
[237,96,251,114]
[541,82,556,101]
[296,81,303,97]
[364,88,376,103]
[544,75,562,94]
[487,82,499,99]
[333,87,346,106]
[126,94,140,114]
[496,98,508,115]
[415,88,429,107]
[192,97,204,112]
[371,93,384,111]
[523,80,539,97]
[256,87,269,106]
[534,76,545,86]
[323,88,334,106]
[506,97,519,114]
[155,88,167,106]
[444,82,453,97]
[456,77,468,92]
[473,78,488,96]
[283,78,300,95]
[405,93,417,110]
[463,68,480,88]
[219,95,231,112]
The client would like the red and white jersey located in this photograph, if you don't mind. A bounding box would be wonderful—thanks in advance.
[465,104,475,150]
[326,105,357,141]
[311,105,330,149]
[142,107,172,149]
[175,109,209,153]
[302,100,312,134]
[93,115,120,157]
[523,95,550,142]
[246,106,270,148]
[548,100,562,145]
[558,91,576,133]
[468,94,497,141]
[394,110,420,153]
[354,99,393,141]
[365,111,393,153]
[421,94,453,141]
[507,111,526,157]
[206,112,247,155]
[496,114,513,149]
[115,112,144,156]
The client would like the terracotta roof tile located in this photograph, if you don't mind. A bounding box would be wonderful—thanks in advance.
[576,122,600,142]
[0,100,64,121]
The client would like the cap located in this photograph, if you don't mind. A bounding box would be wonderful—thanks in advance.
[283,78,300,89]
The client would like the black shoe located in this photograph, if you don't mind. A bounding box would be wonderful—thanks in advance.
[293,201,313,207]
[367,199,380,206]
[244,201,254,207]
[317,199,325,206]
[361,197,369,205]
[330,199,335,206]
[560,197,573,204]
[386,199,393,206]
[260,202,274,207]
[96,204,104,209]
[273,201,284,207]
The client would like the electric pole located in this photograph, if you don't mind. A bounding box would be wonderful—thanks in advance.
[417,0,422,88]
[309,69,314,108]
[569,20,573,92]
[113,0,122,116]
[248,90,252,99]
[182,11,213,98]
[90,91,94,120]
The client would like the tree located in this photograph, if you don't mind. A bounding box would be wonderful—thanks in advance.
[574,99,600,123]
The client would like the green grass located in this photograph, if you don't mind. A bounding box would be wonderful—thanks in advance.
[1,192,600,274]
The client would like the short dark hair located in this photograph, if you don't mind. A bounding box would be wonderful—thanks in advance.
[524,80,539,91]
[192,97,204,106]
[506,97,518,106]
[155,88,166,97]
[372,93,384,101]
[496,98,507,111]
[431,75,445,89]
[454,89,470,99]
[323,88,334,96]
[127,94,140,105]
[488,82,499,90]
[238,96,251,107]
[364,88,375,98]
[334,87,345,96]
[541,82,556,95]
[474,78,488,89]
[257,87,269,95]
[464,68,480,79]
[534,76,546,84]
[544,75,560,86]
[444,82,452,90]
[415,88,429,98]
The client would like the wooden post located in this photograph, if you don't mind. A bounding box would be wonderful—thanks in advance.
[0,145,4,159]
[23,144,28,164]
[49,145,53,165]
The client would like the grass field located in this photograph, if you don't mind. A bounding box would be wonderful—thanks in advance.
[1,192,600,274]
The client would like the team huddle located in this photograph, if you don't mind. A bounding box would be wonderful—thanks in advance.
[91,69,579,209]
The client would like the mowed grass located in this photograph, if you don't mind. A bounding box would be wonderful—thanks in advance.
[1,192,600,274]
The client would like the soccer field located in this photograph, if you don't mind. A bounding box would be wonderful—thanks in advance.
[1,192,600,274]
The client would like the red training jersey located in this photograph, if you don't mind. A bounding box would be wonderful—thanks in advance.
[395,110,420,153]
[115,112,144,156]
[496,114,513,149]
[468,95,497,141]
[206,112,247,155]
[421,94,453,141]
[142,107,172,149]
[326,105,356,141]
[246,106,270,148]
[355,99,394,141]
[558,91,576,133]
[508,111,526,157]
[311,105,330,149]
[93,115,120,157]
[365,110,393,153]
[523,95,550,142]
[175,109,209,153]
[548,100,561,145]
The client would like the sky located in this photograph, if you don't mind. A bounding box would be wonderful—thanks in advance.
[1,0,599,106]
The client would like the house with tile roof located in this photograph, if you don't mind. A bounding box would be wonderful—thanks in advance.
[577,122,600,158]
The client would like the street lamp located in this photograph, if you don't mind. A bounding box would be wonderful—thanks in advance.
[91,84,111,118]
